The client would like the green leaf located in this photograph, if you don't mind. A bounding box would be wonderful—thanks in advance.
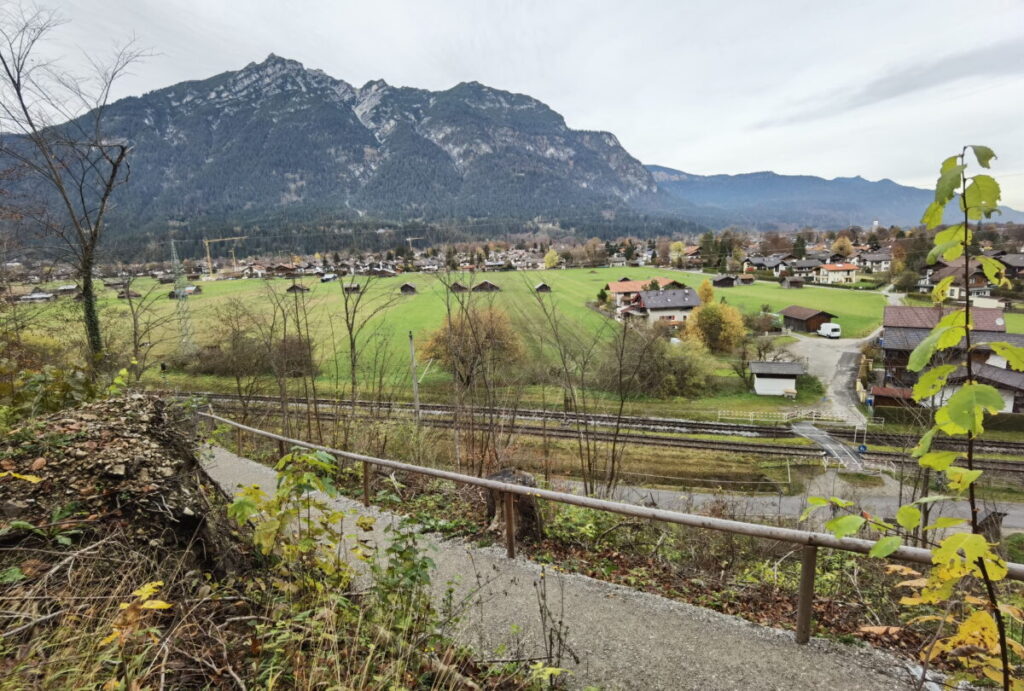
[940,155,961,173]
[931,276,954,304]
[935,165,965,204]
[896,505,921,532]
[918,451,959,471]
[912,364,957,402]
[936,309,966,329]
[924,516,966,531]
[908,328,947,372]
[869,536,902,558]
[825,514,865,539]
[935,405,968,436]
[946,466,983,492]
[934,224,966,245]
[969,145,996,168]
[988,342,1024,372]
[978,256,1010,289]
[912,427,938,457]
[800,496,833,521]
[936,326,966,350]
[0,567,25,584]
[921,201,945,228]
[927,241,961,265]
[963,174,1001,219]
[943,382,1006,435]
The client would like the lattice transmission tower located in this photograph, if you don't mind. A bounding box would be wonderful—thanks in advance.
[170,239,196,355]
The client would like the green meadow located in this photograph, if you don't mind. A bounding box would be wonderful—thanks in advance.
[20,266,896,414]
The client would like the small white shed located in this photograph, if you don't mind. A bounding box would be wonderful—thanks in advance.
[750,361,805,396]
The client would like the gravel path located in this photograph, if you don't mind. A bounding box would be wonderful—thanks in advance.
[201,445,921,690]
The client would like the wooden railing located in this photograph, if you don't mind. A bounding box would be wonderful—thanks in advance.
[198,411,1024,646]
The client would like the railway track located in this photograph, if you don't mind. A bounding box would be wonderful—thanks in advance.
[202,400,826,458]
[173,389,1024,472]
[829,428,1024,456]
[163,390,793,438]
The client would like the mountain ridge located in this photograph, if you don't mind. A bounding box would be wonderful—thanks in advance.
[647,164,1024,228]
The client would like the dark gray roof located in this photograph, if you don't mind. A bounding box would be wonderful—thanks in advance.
[750,361,805,376]
[780,305,835,320]
[790,259,822,269]
[948,363,1024,391]
[860,251,892,262]
[882,328,1024,352]
[638,288,701,310]
[999,253,1024,268]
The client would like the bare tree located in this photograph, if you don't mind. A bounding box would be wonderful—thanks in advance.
[0,6,144,363]
[119,276,177,382]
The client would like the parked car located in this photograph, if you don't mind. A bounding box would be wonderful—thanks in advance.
[320,273,338,283]
[817,322,842,338]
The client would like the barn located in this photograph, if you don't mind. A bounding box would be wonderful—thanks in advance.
[399,282,417,295]
[534,282,552,293]
[471,280,501,292]
[449,281,468,293]
[781,277,805,289]
[780,305,836,332]
[750,361,805,396]
[711,274,737,288]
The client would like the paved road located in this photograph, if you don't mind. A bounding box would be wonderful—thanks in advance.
[202,445,923,690]
[784,285,902,426]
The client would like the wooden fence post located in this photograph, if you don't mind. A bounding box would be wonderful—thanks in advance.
[362,460,371,507]
[795,545,818,644]
[277,439,286,458]
[504,492,516,559]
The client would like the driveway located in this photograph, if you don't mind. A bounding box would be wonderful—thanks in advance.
[784,286,903,425]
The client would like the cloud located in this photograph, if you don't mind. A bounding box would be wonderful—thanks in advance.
[758,37,1024,128]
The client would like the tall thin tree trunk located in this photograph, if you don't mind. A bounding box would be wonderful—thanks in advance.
[79,251,103,360]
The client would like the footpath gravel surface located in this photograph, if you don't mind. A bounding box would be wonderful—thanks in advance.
[202,445,922,690]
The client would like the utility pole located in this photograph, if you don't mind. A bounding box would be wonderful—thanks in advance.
[170,239,195,355]
[408,330,420,423]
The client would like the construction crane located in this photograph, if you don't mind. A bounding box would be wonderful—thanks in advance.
[202,236,247,277]
[406,236,423,251]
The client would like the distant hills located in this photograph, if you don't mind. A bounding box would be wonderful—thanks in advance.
[11,54,1021,257]
[647,165,1024,229]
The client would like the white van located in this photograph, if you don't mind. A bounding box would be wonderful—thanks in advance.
[817,322,841,338]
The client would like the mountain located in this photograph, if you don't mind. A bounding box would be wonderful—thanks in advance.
[85,54,663,245]
[647,165,1024,228]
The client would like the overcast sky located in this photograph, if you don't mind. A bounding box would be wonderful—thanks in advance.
[52,0,1024,207]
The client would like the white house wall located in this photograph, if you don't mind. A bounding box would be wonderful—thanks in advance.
[753,376,796,396]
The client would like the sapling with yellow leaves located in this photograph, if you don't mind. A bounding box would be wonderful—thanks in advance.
[804,146,1023,689]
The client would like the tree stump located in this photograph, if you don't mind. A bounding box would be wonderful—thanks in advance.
[485,468,543,541]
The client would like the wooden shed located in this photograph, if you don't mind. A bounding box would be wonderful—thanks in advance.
[449,281,468,293]
[472,280,500,292]
[781,277,805,289]
[399,282,417,295]
[534,282,552,293]
[286,283,310,293]
[711,274,737,288]
[342,283,361,294]
[780,305,836,332]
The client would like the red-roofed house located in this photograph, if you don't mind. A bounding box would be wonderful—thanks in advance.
[606,277,684,306]
[817,263,858,285]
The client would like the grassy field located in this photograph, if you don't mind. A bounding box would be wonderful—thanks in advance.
[669,270,886,337]
[1005,312,1024,334]
[18,266,888,415]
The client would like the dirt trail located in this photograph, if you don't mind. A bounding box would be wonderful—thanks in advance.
[202,445,921,690]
